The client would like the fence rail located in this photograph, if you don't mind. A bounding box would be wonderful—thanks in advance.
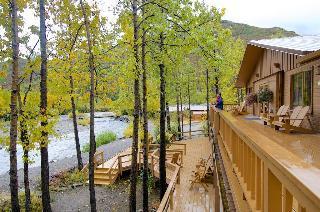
[210,107,320,212]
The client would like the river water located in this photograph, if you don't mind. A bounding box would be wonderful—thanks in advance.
[0,112,129,175]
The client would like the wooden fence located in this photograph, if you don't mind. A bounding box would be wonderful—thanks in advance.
[210,107,320,212]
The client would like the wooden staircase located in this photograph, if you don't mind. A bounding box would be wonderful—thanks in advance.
[94,167,119,185]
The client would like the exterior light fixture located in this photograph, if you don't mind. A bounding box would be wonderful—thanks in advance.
[274,63,281,69]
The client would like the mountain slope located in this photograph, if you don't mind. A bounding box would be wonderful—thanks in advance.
[222,20,298,42]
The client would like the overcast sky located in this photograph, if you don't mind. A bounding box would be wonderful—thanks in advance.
[101,0,320,36]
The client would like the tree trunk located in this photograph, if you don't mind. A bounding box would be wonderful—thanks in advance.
[180,89,184,138]
[70,75,83,170]
[159,32,167,199]
[9,0,20,211]
[130,0,140,211]
[39,0,52,210]
[18,91,31,212]
[80,1,96,211]
[176,89,181,140]
[188,78,191,138]
[215,75,219,95]
[141,0,149,210]
[166,102,171,131]
[206,69,210,135]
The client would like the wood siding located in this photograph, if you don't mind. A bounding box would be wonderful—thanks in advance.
[245,48,320,131]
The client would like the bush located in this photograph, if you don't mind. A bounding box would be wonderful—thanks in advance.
[78,117,90,126]
[124,122,143,139]
[258,88,273,103]
[82,131,117,152]
[50,169,88,190]
[0,192,42,211]
[245,93,257,106]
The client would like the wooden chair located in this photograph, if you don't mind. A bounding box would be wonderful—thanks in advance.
[189,154,214,191]
[170,152,182,166]
[232,101,248,115]
[273,106,313,133]
[261,105,289,127]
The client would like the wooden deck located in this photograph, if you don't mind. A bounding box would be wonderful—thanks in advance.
[235,114,320,169]
[213,110,320,211]
[168,137,216,212]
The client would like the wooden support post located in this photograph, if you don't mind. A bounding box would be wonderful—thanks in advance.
[282,186,293,212]
[118,156,122,176]
[267,169,282,212]
[151,155,154,176]
[255,156,262,210]
[298,204,306,212]
[263,163,268,212]
[169,191,174,209]
[251,150,256,200]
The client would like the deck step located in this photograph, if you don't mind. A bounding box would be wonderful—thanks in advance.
[94,179,112,185]
[94,169,118,175]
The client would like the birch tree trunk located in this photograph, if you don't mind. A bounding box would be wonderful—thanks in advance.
[39,0,52,210]
[9,0,20,210]
[129,0,140,210]
[79,0,96,211]
[159,31,167,199]
[141,0,149,210]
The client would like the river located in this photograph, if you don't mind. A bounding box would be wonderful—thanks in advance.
[0,112,129,175]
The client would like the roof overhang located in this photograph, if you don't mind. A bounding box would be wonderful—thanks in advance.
[235,44,264,88]
[297,50,320,64]
[248,41,312,56]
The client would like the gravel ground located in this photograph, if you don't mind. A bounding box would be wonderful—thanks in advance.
[51,175,160,212]
[0,138,132,193]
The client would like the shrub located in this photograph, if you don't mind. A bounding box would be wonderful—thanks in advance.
[50,169,88,190]
[67,110,79,119]
[0,192,42,211]
[124,122,143,139]
[258,88,273,103]
[78,117,90,126]
[82,131,117,152]
[245,93,257,106]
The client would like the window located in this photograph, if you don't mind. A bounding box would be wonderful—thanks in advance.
[291,71,312,106]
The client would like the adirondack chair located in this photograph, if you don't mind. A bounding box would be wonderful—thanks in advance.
[261,105,290,127]
[232,101,248,115]
[189,154,214,191]
[273,106,313,133]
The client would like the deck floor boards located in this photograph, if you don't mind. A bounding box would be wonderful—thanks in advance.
[169,137,216,212]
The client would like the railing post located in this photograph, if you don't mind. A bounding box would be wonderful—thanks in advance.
[118,156,122,176]
[282,186,293,212]
[264,167,282,211]
[169,190,174,209]
[255,156,262,210]
[151,155,154,176]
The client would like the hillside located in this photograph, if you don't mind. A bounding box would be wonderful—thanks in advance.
[222,20,298,42]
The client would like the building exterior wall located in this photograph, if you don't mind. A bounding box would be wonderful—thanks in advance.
[284,59,320,131]
[243,47,319,131]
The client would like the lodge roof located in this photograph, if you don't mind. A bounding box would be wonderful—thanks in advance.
[249,35,320,55]
[236,36,320,87]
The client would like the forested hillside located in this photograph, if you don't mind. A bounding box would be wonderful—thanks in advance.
[222,20,298,42]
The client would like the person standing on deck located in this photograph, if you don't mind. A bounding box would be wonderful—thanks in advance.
[215,93,224,110]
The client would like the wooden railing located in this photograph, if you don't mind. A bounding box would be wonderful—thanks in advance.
[210,108,320,212]
[150,149,181,212]
[81,150,104,172]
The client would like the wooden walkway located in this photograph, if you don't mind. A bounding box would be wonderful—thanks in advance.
[168,137,216,212]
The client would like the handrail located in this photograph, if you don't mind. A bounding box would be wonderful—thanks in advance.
[150,148,182,212]
[212,109,320,211]
[157,164,180,212]
[81,150,104,172]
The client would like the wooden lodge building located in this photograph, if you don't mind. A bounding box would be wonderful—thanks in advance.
[236,36,320,131]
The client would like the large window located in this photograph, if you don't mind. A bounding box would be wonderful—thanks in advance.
[291,70,312,106]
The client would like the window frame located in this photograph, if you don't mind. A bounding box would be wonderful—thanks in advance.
[290,69,313,113]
